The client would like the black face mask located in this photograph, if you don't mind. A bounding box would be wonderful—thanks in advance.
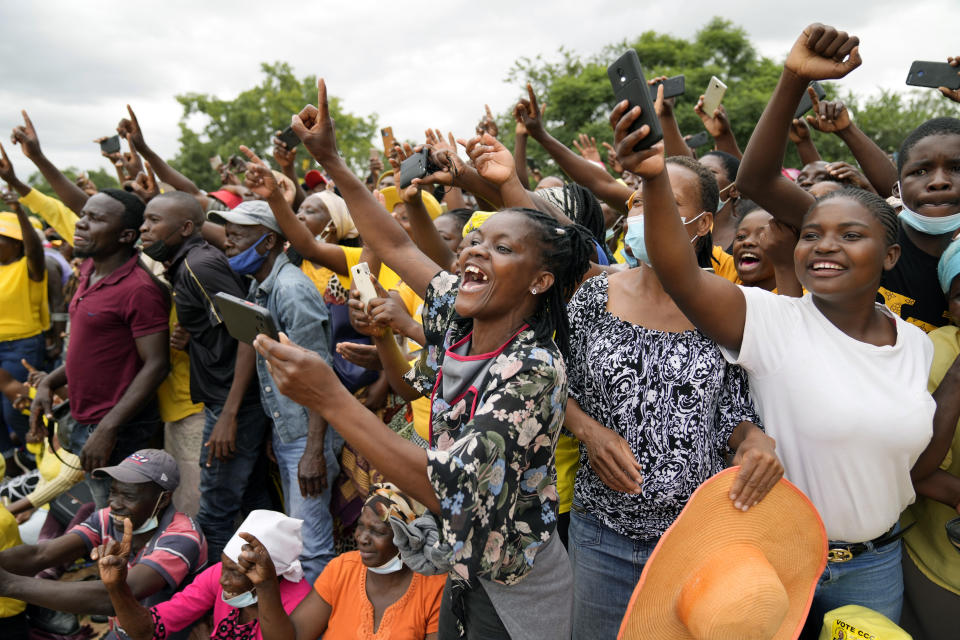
[142,226,183,263]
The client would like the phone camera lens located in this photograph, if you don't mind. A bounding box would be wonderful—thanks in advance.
[918,70,925,77]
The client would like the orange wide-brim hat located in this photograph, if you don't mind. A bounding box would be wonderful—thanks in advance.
[619,467,827,640]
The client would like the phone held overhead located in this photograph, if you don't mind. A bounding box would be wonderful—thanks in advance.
[906,60,960,90]
[608,50,663,151]
[701,76,727,115]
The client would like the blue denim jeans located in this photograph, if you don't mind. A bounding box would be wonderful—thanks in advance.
[270,428,340,582]
[802,529,904,636]
[197,402,271,563]
[568,505,659,640]
[0,334,44,452]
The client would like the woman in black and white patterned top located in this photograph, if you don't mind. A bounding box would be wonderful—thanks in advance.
[563,156,782,640]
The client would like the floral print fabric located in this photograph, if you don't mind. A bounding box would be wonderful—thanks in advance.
[405,271,566,585]
[567,273,761,539]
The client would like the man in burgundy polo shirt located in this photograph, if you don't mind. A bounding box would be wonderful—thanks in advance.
[31,189,170,507]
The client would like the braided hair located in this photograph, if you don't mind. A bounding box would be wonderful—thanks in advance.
[665,156,719,270]
[813,187,899,247]
[513,208,594,358]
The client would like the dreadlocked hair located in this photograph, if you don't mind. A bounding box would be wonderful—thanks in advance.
[512,207,593,359]
[813,187,899,247]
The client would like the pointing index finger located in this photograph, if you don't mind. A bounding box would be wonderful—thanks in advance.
[317,78,329,123]
[21,110,35,133]
[526,83,538,117]
[126,104,139,127]
[119,518,133,556]
[239,145,264,165]
[0,142,9,165]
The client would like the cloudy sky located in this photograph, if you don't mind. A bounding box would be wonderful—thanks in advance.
[1,0,957,181]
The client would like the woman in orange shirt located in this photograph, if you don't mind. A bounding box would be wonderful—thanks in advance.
[247,484,445,640]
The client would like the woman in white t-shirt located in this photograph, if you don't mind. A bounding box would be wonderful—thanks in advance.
[609,23,949,628]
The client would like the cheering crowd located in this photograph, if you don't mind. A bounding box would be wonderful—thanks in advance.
[0,20,958,640]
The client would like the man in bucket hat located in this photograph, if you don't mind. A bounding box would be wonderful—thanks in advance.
[0,449,205,618]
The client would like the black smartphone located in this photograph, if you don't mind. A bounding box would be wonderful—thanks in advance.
[794,81,827,120]
[906,61,960,90]
[398,148,442,189]
[99,135,121,155]
[277,126,301,149]
[608,50,663,151]
[227,155,247,173]
[649,75,685,100]
[686,131,710,149]
[215,292,279,344]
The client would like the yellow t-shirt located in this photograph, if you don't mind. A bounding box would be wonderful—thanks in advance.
[0,256,49,341]
[0,506,26,617]
[711,245,741,284]
[555,433,580,514]
[902,324,960,595]
[19,189,77,246]
[156,307,203,423]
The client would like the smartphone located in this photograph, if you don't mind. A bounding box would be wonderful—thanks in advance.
[209,155,223,171]
[686,131,710,149]
[277,126,301,149]
[214,292,280,344]
[794,81,827,120]
[906,60,960,90]
[369,148,380,161]
[607,50,663,151]
[648,75,685,100]
[381,127,396,154]
[398,148,442,189]
[350,262,379,312]
[99,135,121,155]
[701,76,728,116]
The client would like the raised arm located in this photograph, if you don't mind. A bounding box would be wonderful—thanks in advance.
[612,101,746,351]
[805,97,897,197]
[13,194,44,281]
[788,118,822,166]
[118,105,209,208]
[272,135,307,209]
[292,79,440,299]
[694,101,742,159]
[240,147,348,274]
[11,111,89,214]
[518,84,633,213]
[649,79,695,159]
[738,24,861,228]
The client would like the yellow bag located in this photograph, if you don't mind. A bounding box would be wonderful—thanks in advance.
[818,605,912,640]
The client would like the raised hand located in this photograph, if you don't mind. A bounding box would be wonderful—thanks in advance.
[335,341,383,370]
[290,79,340,166]
[347,286,387,338]
[826,161,875,192]
[272,133,297,170]
[647,76,674,115]
[788,118,812,144]
[117,105,146,151]
[0,142,18,184]
[421,129,464,186]
[601,141,624,174]
[93,517,132,587]
[939,56,960,103]
[10,111,42,160]
[476,104,499,138]
[240,146,280,199]
[236,533,277,585]
[459,133,516,185]
[610,100,666,179]
[125,161,159,202]
[572,134,602,163]
[804,90,851,133]
[119,135,145,181]
[694,98,732,138]
[514,83,547,138]
[784,23,861,81]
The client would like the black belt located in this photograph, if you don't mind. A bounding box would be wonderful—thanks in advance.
[827,523,914,563]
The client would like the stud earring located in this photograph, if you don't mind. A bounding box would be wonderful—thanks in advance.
[531,288,538,295]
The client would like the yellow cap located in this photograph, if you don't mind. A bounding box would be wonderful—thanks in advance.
[380,186,443,219]
[0,212,24,241]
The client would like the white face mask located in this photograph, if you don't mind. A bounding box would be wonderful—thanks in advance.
[221,589,258,608]
[896,182,960,235]
[367,554,404,574]
[114,493,165,536]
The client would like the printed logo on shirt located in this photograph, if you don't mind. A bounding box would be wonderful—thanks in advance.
[877,287,938,333]
[830,619,877,639]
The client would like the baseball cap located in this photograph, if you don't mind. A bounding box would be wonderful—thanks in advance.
[92,448,180,492]
[207,200,282,235]
[0,212,24,241]
[304,170,327,190]
[209,189,243,209]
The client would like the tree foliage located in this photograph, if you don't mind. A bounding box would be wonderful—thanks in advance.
[500,17,957,176]
[27,167,118,198]
[169,62,379,191]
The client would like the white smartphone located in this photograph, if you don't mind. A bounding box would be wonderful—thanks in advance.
[701,76,728,116]
[350,262,379,312]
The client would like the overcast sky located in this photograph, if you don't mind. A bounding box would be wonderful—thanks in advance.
[1,0,957,181]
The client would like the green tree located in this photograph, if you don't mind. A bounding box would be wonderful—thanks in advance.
[500,17,957,177]
[170,62,379,191]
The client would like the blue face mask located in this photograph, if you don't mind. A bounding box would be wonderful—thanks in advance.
[221,589,258,608]
[898,204,960,236]
[228,234,270,275]
[623,216,646,267]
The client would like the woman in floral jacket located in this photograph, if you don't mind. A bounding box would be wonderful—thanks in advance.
[252,81,593,640]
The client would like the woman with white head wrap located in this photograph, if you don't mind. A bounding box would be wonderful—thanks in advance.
[97,510,311,640]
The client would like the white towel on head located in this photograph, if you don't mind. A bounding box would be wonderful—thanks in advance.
[222,510,304,582]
